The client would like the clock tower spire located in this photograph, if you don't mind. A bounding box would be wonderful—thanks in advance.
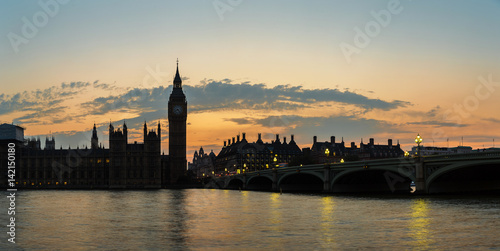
[168,59,187,185]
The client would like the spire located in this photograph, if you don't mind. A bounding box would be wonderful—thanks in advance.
[157,120,161,139]
[92,123,98,139]
[257,133,263,144]
[174,59,182,88]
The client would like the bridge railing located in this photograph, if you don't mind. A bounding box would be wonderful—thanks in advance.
[226,157,413,177]
[422,151,500,162]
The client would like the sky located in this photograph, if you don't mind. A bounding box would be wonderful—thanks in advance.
[1,0,500,160]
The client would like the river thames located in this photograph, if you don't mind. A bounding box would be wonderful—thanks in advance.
[1,189,499,250]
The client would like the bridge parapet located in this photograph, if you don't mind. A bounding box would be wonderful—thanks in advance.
[423,151,500,162]
[211,152,500,194]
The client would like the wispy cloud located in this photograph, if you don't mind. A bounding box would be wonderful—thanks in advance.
[188,80,411,112]
[483,118,500,123]
[406,121,469,128]
[80,79,411,120]
[0,81,116,124]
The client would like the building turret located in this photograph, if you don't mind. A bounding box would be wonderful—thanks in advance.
[256,133,263,144]
[91,123,98,149]
[45,136,55,150]
[157,121,161,139]
[109,122,114,136]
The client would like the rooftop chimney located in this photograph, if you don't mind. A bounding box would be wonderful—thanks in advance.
[242,132,246,140]
[331,136,336,144]
[283,137,287,144]
[369,138,374,145]
[237,135,240,142]
[351,142,356,149]
[232,137,235,144]
[313,136,317,144]
[388,139,393,147]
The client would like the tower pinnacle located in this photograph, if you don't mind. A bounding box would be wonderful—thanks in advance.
[174,59,182,88]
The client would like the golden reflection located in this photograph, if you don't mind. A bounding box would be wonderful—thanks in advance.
[320,196,336,248]
[270,193,282,224]
[240,190,249,209]
[409,199,432,249]
[269,192,283,248]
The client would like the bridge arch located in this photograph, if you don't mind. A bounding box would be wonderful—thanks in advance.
[426,160,500,193]
[331,167,413,193]
[226,177,244,190]
[277,171,324,192]
[246,175,273,191]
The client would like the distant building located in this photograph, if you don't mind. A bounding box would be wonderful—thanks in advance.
[0,123,24,141]
[476,147,500,152]
[0,122,167,189]
[215,133,302,175]
[410,146,473,156]
[310,136,404,163]
[188,147,216,178]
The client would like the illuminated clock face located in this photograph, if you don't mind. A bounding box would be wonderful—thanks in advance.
[173,105,183,115]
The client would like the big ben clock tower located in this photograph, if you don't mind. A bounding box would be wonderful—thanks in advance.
[168,59,187,184]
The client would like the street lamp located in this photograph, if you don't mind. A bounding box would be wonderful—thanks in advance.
[325,148,330,163]
[415,134,423,157]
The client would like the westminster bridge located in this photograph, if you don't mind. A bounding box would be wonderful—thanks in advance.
[208,151,500,194]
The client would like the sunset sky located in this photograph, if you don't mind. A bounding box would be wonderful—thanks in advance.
[1,0,499,159]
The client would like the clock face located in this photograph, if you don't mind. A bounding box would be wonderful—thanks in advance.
[173,105,183,115]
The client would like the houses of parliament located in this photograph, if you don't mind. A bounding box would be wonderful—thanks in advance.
[0,63,188,189]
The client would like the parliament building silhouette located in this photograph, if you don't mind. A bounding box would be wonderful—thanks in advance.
[0,63,188,189]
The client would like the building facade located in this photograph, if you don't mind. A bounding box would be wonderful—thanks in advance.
[310,136,404,163]
[188,147,216,178]
[215,133,302,176]
[0,122,165,189]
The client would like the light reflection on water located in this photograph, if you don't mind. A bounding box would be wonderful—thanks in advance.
[320,196,336,249]
[1,190,499,250]
[409,198,432,250]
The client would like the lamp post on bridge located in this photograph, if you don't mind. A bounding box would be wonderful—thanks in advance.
[415,134,423,157]
[414,133,426,194]
[325,148,330,164]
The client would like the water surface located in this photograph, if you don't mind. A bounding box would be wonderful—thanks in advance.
[1,189,499,250]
